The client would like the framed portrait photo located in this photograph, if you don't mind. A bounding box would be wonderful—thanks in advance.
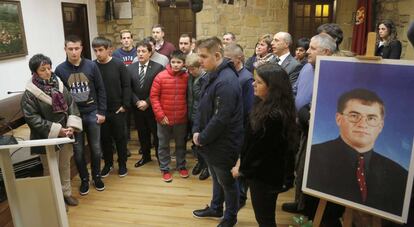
[303,56,414,223]
[0,1,28,60]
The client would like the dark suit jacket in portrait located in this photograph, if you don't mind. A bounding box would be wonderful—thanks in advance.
[280,54,303,87]
[307,137,408,216]
[128,60,164,106]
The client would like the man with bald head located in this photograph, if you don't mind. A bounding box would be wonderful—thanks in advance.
[271,32,302,88]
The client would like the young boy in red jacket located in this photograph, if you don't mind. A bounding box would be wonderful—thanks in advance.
[150,50,189,182]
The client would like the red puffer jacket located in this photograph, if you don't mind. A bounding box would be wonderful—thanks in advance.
[150,64,189,125]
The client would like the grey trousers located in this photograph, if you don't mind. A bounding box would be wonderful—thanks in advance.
[157,123,187,171]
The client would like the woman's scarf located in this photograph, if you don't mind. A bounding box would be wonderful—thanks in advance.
[253,53,278,68]
[32,73,68,113]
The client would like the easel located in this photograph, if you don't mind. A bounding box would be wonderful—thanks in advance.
[312,199,382,227]
[312,32,384,227]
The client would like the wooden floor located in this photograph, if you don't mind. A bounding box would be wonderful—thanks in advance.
[67,134,298,227]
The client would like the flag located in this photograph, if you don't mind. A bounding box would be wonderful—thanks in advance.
[351,0,373,55]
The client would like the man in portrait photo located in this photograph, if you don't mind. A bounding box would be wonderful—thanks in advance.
[307,88,408,216]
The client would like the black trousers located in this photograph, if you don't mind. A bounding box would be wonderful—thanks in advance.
[102,111,127,166]
[248,179,279,227]
[133,108,158,159]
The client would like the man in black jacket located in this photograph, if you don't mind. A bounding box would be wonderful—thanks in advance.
[92,37,131,179]
[192,37,243,227]
[128,40,164,168]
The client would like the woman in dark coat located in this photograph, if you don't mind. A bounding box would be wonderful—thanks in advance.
[21,54,82,206]
[232,63,297,226]
[375,19,402,59]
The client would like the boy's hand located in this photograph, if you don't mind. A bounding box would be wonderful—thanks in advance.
[138,101,149,111]
[161,116,169,125]
[96,114,106,124]
[193,132,200,146]
[116,106,125,114]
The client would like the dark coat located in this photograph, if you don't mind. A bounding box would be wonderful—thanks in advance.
[128,60,164,107]
[239,110,290,190]
[375,40,402,59]
[307,137,408,216]
[21,76,83,154]
[193,59,244,169]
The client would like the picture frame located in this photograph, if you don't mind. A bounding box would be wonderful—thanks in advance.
[0,1,28,60]
[302,56,414,223]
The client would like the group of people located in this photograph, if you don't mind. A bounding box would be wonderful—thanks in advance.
[20,18,409,227]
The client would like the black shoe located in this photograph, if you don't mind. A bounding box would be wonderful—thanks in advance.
[134,157,152,168]
[217,218,237,227]
[101,164,113,178]
[281,202,302,213]
[192,162,202,175]
[93,178,105,191]
[127,149,131,157]
[119,165,128,177]
[79,180,89,196]
[193,205,223,219]
[199,168,210,180]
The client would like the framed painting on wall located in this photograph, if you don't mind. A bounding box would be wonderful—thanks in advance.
[0,1,27,60]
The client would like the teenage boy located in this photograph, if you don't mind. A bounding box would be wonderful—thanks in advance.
[112,29,136,66]
[55,35,107,197]
[150,50,189,182]
[192,37,243,227]
[92,37,131,179]
[129,40,164,168]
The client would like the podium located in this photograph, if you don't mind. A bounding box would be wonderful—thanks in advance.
[0,137,74,227]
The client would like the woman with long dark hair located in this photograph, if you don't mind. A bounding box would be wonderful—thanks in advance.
[375,19,402,59]
[232,63,297,226]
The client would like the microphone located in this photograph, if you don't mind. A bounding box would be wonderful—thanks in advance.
[7,91,24,94]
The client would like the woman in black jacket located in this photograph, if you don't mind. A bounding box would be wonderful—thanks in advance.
[21,54,82,207]
[375,19,402,59]
[232,63,297,226]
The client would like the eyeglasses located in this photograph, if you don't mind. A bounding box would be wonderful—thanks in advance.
[341,112,382,127]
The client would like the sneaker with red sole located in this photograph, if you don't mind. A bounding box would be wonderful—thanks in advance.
[162,171,173,182]
[179,167,189,178]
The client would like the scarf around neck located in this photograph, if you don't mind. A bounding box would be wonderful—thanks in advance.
[32,73,68,113]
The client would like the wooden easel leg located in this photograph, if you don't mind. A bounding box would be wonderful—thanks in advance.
[313,199,327,227]
[342,207,353,227]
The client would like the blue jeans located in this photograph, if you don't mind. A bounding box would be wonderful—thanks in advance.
[73,110,102,181]
[209,165,239,221]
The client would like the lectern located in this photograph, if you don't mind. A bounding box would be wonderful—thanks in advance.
[0,137,74,227]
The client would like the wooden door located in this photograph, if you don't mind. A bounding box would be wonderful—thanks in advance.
[159,5,195,48]
[61,3,91,59]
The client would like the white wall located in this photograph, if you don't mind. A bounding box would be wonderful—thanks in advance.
[0,0,98,100]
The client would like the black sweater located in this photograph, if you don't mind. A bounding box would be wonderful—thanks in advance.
[95,57,131,112]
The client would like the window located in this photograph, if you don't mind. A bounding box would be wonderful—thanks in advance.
[289,0,335,48]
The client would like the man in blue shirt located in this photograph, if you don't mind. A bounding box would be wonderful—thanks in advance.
[283,33,336,217]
